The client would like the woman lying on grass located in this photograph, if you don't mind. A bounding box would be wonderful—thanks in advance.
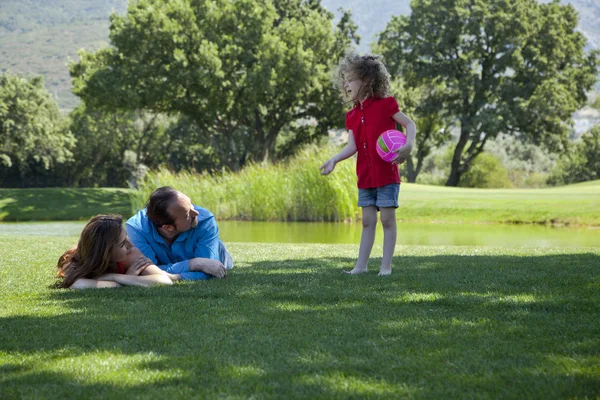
[56,214,174,289]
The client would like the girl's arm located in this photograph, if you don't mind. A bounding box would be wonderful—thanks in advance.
[70,279,122,289]
[320,130,358,175]
[391,111,417,163]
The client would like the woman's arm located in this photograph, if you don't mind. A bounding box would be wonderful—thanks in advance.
[69,272,172,289]
[123,248,152,275]
[124,249,182,282]
[141,264,182,282]
[97,273,173,287]
[70,279,122,289]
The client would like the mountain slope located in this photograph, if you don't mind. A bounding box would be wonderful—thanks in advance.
[1,0,598,116]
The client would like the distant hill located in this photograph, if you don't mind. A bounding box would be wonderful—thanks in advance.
[323,0,600,52]
[0,0,126,33]
[1,0,598,129]
[0,0,126,110]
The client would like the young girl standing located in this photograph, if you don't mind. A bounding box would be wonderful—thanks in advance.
[320,52,416,276]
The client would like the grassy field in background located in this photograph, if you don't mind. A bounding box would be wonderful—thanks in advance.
[1,237,599,398]
[397,180,600,226]
[138,158,600,225]
[0,188,133,221]
[131,146,600,226]
[1,179,600,225]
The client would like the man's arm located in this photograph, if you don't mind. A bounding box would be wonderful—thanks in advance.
[187,216,227,279]
[188,258,227,279]
[126,220,211,280]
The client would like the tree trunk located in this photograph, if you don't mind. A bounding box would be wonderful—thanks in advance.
[445,125,470,186]
[445,161,461,187]
[405,157,416,183]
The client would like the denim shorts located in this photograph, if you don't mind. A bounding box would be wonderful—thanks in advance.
[358,183,400,209]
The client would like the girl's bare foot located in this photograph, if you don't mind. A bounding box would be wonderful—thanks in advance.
[344,267,368,275]
[378,267,392,276]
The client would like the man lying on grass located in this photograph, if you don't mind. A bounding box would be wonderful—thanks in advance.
[126,186,233,281]
[56,214,175,289]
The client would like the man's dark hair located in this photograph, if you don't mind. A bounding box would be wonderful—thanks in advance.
[146,186,179,227]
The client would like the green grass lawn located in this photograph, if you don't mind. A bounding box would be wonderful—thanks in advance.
[2,181,600,226]
[0,188,133,221]
[398,180,600,226]
[1,237,599,399]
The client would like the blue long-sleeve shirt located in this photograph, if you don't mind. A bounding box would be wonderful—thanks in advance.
[126,205,221,280]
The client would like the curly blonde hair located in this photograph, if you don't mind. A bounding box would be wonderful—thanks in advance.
[334,50,391,102]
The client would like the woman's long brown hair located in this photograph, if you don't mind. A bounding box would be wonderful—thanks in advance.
[56,214,124,288]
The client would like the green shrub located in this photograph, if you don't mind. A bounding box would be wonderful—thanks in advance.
[485,134,556,188]
[548,126,600,185]
[459,153,512,188]
[136,144,359,222]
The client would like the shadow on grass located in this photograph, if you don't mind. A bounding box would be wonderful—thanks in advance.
[0,188,134,221]
[0,370,192,399]
[1,253,599,398]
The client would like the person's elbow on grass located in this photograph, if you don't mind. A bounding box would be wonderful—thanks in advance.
[70,279,122,289]
[155,274,173,286]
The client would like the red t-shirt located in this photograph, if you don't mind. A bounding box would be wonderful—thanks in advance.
[116,262,126,274]
[346,96,401,189]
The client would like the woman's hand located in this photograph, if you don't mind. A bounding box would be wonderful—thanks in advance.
[124,248,153,275]
[127,257,153,275]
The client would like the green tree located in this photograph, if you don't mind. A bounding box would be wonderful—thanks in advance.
[376,18,454,184]
[376,0,599,186]
[0,73,74,186]
[275,6,360,159]
[68,105,177,187]
[548,126,600,185]
[70,0,357,171]
[386,75,453,183]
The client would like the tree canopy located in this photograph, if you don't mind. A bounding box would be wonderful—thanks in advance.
[377,0,599,186]
[70,0,358,170]
[0,73,74,185]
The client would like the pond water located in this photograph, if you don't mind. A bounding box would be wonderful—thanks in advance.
[1,221,598,247]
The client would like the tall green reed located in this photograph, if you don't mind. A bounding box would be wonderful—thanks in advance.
[135,145,360,221]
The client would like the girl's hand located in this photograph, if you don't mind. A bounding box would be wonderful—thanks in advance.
[392,144,413,164]
[320,159,336,175]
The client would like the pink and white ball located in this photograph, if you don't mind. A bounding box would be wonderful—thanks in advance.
[376,129,407,162]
